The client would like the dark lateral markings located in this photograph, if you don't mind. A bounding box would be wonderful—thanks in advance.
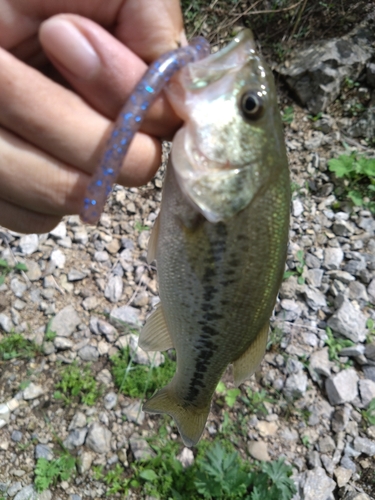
[185,341,216,403]
[183,223,229,403]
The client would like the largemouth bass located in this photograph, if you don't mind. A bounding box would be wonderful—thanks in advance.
[139,29,290,447]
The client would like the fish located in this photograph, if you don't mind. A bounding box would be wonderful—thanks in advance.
[138,29,290,447]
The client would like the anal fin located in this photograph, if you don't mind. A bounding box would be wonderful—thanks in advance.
[147,213,160,264]
[143,385,210,447]
[139,303,174,352]
[232,322,269,387]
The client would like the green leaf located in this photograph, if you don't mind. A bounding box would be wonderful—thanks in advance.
[348,190,363,206]
[14,262,28,271]
[225,388,241,408]
[328,156,354,177]
[216,381,226,394]
[140,469,158,481]
[283,270,295,280]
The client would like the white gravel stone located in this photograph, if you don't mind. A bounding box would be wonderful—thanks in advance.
[308,347,331,380]
[18,234,39,255]
[177,447,195,468]
[283,371,308,399]
[104,275,123,303]
[325,369,359,405]
[323,247,343,270]
[50,249,66,269]
[353,436,375,456]
[50,305,80,337]
[72,229,89,245]
[292,199,304,217]
[23,383,44,400]
[0,313,12,332]
[129,436,155,460]
[247,440,270,461]
[138,231,150,250]
[78,345,99,362]
[359,379,375,408]
[14,485,38,500]
[10,278,27,298]
[298,466,335,500]
[86,423,112,454]
[122,401,145,425]
[327,297,367,342]
[49,222,67,239]
[54,337,74,350]
[110,305,141,327]
[77,451,94,474]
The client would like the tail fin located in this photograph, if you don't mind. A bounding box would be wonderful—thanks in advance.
[143,385,210,447]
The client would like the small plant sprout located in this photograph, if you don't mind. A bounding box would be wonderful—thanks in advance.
[328,150,375,213]
[325,327,354,364]
[54,362,102,406]
[0,258,27,286]
[361,398,375,427]
[282,106,294,124]
[283,249,305,284]
[216,381,241,408]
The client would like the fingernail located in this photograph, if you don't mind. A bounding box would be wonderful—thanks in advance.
[40,18,100,79]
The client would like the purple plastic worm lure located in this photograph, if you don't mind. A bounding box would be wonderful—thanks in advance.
[80,37,210,224]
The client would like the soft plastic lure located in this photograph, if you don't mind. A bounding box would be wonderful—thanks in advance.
[80,37,210,224]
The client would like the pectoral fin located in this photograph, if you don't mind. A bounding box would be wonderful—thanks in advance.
[147,214,160,264]
[232,322,269,387]
[139,303,174,352]
[143,384,210,447]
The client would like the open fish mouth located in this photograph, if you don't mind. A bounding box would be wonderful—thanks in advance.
[171,126,263,223]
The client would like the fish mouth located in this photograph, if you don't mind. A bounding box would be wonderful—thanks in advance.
[171,127,262,223]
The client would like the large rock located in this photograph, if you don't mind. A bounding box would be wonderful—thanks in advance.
[326,369,359,405]
[85,423,112,454]
[277,22,374,113]
[298,466,336,500]
[327,297,367,342]
[49,305,81,337]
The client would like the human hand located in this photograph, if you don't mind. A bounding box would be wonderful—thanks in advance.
[0,0,185,233]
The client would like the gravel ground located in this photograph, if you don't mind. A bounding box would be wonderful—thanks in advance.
[1,79,375,499]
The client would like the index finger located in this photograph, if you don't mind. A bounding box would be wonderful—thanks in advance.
[0,0,185,60]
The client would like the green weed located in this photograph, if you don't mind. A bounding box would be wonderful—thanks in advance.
[328,151,375,213]
[366,318,375,344]
[267,326,284,351]
[0,332,41,360]
[54,362,101,406]
[242,388,275,417]
[283,250,305,284]
[134,221,150,232]
[34,454,77,492]
[282,106,294,124]
[216,381,241,408]
[98,433,296,499]
[195,443,296,500]
[325,327,354,365]
[0,259,27,286]
[111,347,176,399]
[301,435,311,448]
[45,319,57,342]
[307,112,323,122]
[362,398,375,427]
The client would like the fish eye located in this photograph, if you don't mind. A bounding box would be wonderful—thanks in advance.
[240,91,264,120]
